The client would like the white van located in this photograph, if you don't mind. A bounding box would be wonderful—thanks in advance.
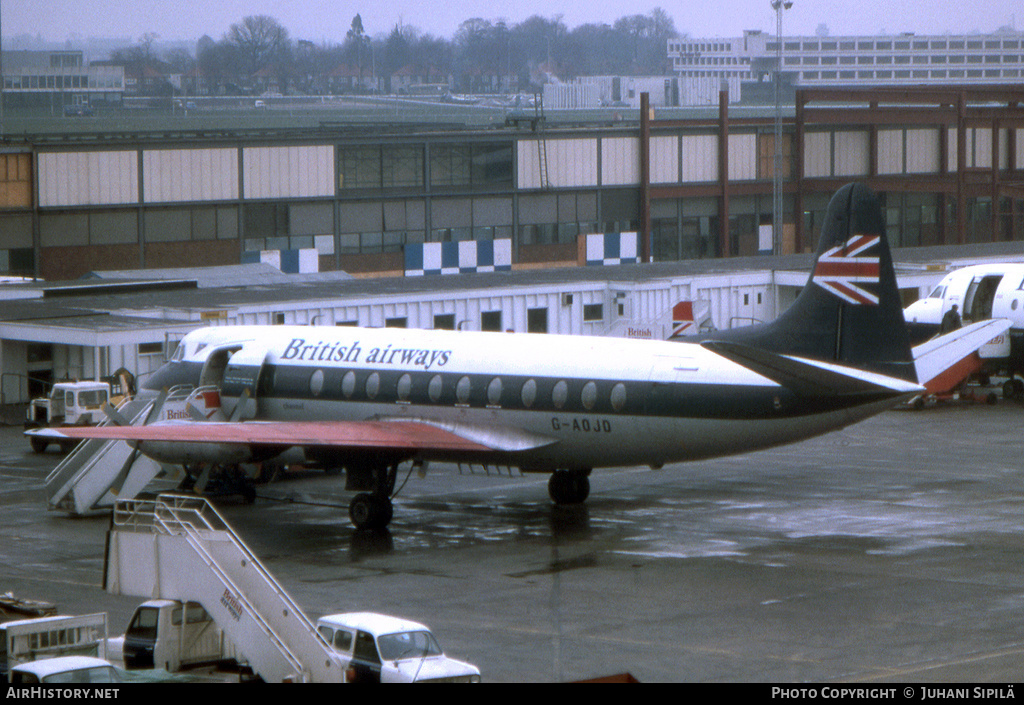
[315,612,480,683]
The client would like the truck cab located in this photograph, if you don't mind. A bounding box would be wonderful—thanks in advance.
[122,600,234,672]
[315,612,480,683]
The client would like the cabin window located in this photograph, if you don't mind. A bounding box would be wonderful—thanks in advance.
[456,376,472,404]
[552,380,568,409]
[610,383,627,412]
[487,377,503,406]
[342,371,356,398]
[428,374,443,402]
[397,373,412,401]
[366,372,380,399]
[581,381,597,410]
[521,379,537,408]
[310,369,325,397]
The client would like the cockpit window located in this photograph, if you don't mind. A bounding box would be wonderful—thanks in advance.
[928,285,946,299]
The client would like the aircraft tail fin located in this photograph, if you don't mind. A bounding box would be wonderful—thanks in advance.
[700,183,916,382]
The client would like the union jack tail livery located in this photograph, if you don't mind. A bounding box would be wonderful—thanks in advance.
[812,234,881,305]
[694,183,916,383]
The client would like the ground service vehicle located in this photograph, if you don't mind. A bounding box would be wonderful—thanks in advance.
[120,599,239,672]
[315,612,480,683]
[9,656,119,684]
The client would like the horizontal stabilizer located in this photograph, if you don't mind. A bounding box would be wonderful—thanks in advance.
[912,318,1012,394]
[702,340,925,398]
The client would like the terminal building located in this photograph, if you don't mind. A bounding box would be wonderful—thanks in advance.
[668,30,1024,104]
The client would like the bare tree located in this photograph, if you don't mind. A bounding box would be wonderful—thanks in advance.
[228,15,290,75]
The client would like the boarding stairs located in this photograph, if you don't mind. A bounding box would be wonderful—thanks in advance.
[105,494,344,683]
[44,385,209,515]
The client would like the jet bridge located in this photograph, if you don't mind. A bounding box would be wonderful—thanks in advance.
[105,494,345,683]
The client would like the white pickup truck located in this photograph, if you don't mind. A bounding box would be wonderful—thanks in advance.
[315,612,480,683]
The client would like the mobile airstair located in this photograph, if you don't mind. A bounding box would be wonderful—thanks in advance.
[44,386,211,515]
[105,494,344,683]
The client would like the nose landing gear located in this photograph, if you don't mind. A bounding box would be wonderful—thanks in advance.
[548,468,591,505]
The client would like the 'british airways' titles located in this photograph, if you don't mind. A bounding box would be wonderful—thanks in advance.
[280,338,452,370]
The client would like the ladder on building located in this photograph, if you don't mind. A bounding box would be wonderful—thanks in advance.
[537,138,550,189]
[105,494,344,683]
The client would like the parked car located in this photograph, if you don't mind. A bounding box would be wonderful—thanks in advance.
[9,656,119,684]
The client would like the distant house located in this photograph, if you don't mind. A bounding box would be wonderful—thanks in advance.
[389,64,450,94]
[326,63,380,94]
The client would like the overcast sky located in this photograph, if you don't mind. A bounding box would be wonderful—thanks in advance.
[3,0,1020,44]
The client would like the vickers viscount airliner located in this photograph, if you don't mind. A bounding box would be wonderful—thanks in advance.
[33,183,925,529]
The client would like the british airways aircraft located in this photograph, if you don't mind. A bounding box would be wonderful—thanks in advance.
[35,183,923,530]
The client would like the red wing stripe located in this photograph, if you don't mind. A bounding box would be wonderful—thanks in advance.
[52,420,492,453]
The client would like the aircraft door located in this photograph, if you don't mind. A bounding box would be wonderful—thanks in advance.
[963,275,1003,322]
[219,345,271,420]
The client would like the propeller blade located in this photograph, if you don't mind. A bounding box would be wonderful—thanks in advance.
[194,465,212,493]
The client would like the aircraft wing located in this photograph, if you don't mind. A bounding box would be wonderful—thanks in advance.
[911,318,1012,394]
[26,417,558,455]
[701,340,925,398]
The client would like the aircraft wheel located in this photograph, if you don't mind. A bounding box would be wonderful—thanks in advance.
[548,470,591,505]
[29,436,48,454]
[349,493,393,530]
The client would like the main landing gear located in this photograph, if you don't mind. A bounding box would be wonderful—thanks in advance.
[347,464,398,531]
[548,469,591,505]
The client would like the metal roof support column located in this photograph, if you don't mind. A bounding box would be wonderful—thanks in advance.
[718,89,730,258]
[639,92,651,263]
[956,90,967,245]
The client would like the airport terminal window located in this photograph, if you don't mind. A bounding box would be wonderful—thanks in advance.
[527,308,548,333]
[481,311,502,331]
[583,304,604,322]
[430,145,471,187]
[434,313,455,330]
[338,146,382,190]
[382,146,424,188]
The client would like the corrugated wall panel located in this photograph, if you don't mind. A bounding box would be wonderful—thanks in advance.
[727,133,757,181]
[547,139,598,187]
[803,132,831,178]
[143,148,238,203]
[906,129,939,173]
[834,131,869,177]
[516,141,541,189]
[38,151,138,207]
[243,146,334,199]
[877,130,904,174]
[972,128,992,168]
[650,135,679,184]
[601,137,639,186]
[680,134,718,182]
[516,139,598,189]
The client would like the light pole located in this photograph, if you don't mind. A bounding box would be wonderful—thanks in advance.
[772,0,793,255]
